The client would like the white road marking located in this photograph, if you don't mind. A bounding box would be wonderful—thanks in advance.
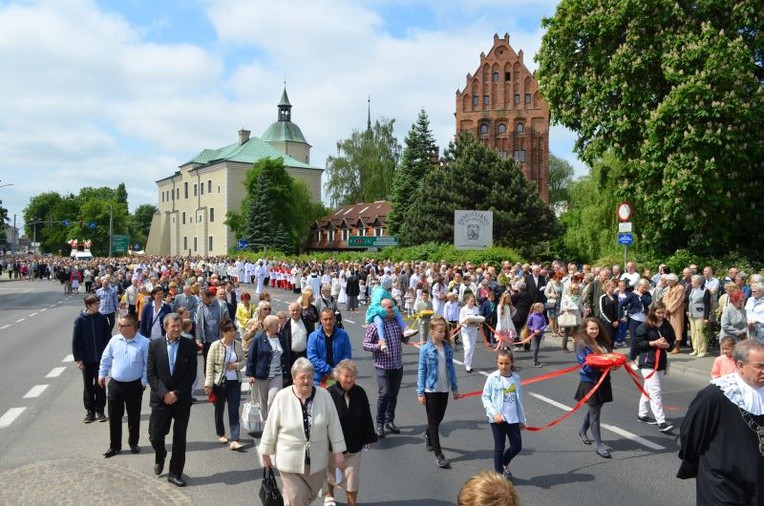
[528,392,666,450]
[45,367,67,378]
[40,308,47,312]
[15,318,25,323]
[1,324,10,330]
[49,304,56,308]
[62,355,74,363]
[528,392,573,412]
[344,319,355,324]
[23,385,49,398]
[28,312,37,317]
[0,408,26,428]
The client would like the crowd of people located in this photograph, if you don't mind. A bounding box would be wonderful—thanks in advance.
[54,252,764,504]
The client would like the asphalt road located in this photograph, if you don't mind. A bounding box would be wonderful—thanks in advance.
[0,280,705,505]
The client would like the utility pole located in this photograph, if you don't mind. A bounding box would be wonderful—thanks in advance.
[109,205,113,258]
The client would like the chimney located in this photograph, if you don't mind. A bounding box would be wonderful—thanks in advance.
[238,129,250,144]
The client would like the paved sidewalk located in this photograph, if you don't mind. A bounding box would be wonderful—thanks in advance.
[0,459,190,504]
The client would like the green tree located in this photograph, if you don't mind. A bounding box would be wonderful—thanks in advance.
[559,152,625,262]
[536,0,764,256]
[548,154,575,213]
[404,134,561,255]
[388,109,438,241]
[233,158,327,253]
[324,118,400,207]
[130,204,157,248]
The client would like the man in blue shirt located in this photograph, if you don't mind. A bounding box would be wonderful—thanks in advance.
[98,314,149,458]
[96,276,120,333]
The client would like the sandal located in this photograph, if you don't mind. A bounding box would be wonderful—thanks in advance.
[324,497,336,506]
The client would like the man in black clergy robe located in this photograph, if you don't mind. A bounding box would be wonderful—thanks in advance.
[147,312,197,487]
[677,339,764,505]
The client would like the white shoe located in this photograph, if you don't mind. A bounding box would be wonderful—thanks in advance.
[689,351,698,356]
[696,353,707,358]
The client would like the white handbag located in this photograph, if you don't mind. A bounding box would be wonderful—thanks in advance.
[241,389,264,433]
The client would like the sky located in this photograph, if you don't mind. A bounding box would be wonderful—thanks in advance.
[0,0,585,236]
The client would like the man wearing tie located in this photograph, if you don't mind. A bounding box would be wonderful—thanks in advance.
[147,312,197,487]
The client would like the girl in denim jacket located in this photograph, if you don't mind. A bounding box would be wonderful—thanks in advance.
[417,317,461,469]
[481,349,527,482]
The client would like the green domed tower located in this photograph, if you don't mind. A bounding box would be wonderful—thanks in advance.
[262,86,312,164]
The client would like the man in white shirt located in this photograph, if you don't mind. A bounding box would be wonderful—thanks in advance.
[283,302,309,370]
[620,262,640,290]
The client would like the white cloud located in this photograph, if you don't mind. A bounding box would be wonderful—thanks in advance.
[0,0,584,237]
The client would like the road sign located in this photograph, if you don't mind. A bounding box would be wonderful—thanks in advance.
[618,233,633,245]
[87,221,96,229]
[617,202,632,222]
[112,235,129,253]
[237,239,249,250]
[348,236,398,248]
[618,222,632,233]
[62,220,70,226]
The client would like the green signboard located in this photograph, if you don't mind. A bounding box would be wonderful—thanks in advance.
[348,236,398,248]
[112,235,129,253]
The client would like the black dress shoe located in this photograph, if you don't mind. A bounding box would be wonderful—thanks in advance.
[154,460,164,476]
[103,448,120,458]
[384,422,401,434]
[375,425,385,439]
[130,445,140,454]
[167,474,186,487]
[578,432,593,445]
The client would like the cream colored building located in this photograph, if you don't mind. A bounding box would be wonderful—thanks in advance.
[146,88,323,256]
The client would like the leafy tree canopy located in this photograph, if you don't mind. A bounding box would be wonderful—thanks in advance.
[537,0,764,256]
[324,118,400,207]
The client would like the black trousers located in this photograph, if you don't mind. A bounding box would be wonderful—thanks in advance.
[424,392,449,454]
[375,367,403,425]
[81,362,106,412]
[149,404,191,477]
[103,312,116,333]
[107,379,143,449]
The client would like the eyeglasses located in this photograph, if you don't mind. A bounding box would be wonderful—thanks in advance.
[263,308,271,312]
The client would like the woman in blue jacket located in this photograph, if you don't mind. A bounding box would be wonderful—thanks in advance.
[246,315,289,421]
[574,317,613,458]
[417,316,460,469]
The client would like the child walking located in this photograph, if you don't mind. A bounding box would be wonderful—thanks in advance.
[417,316,461,469]
[526,302,548,367]
[481,349,527,482]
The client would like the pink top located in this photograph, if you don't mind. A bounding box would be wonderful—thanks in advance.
[710,355,736,379]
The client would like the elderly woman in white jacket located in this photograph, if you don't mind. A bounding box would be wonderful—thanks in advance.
[259,357,347,505]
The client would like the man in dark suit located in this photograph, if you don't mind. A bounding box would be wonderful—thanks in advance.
[524,265,548,305]
[147,312,197,487]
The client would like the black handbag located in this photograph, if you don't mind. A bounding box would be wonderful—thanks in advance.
[259,467,284,506]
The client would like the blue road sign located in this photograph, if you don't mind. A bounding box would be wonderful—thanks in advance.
[62,220,70,226]
[618,233,634,245]
[87,221,96,229]
[237,239,249,250]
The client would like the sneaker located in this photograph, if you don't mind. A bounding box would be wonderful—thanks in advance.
[637,415,657,425]
[697,353,707,358]
[83,411,96,424]
[503,467,514,482]
[96,411,108,422]
[435,453,450,468]
[656,422,674,433]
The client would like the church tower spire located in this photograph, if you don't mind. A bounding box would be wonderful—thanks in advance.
[367,95,371,132]
[278,82,292,122]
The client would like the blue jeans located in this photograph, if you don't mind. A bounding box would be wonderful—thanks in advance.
[616,319,628,344]
[375,367,403,425]
[490,422,522,473]
[214,379,242,441]
[374,313,407,341]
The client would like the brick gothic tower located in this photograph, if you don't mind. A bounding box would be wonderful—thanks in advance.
[455,33,550,202]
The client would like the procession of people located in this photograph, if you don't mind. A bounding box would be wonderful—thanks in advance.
[36,251,761,504]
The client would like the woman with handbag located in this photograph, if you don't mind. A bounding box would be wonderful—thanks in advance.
[246,315,289,421]
[259,357,347,506]
[324,360,377,506]
[204,319,246,450]
[559,284,584,352]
